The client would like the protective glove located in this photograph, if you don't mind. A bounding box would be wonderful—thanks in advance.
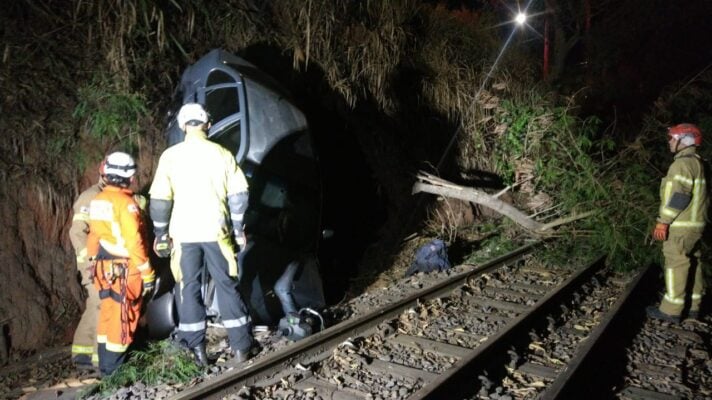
[652,222,669,241]
[142,279,155,299]
[87,257,98,283]
[153,233,171,258]
[234,230,246,253]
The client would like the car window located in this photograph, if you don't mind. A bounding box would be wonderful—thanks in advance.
[260,179,287,209]
[206,87,239,124]
[205,70,240,124]
[207,69,234,86]
[210,120,241,156]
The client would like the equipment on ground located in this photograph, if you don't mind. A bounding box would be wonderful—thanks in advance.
[278,308,324,342]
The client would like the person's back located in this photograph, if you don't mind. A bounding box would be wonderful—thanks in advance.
[152,133,239,243]
[661,146,708,233]
[150,103,257,367]
[86,152,154,376]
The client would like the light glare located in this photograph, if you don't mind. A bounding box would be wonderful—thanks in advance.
[515,12,527,25]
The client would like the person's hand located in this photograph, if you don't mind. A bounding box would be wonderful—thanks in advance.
[153,233,171,258]
[87,257,98,282]
[652,223,669,241]
[142,279,155,299]
[234,230,246,253]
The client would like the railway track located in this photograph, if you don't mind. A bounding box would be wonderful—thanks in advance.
[8,242,710,400]
[165,242,710,400]
[166,241,542,399]
[167,242,596,400]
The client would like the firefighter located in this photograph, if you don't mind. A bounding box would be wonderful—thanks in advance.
[648,123,708,323]
[69,174,105,370]
[149,103,257,366]
[87,152,155,376]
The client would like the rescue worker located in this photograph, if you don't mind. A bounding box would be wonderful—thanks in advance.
[648,123,708,323]
[69,174,105,370]
[149,103,257,367]
[87,152,155,376]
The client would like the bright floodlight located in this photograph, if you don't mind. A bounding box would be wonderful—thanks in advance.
[515,12,527,26]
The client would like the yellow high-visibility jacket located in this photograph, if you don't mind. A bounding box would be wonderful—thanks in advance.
[149,131,249,242]
[658,146,709,232]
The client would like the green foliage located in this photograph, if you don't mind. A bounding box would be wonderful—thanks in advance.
[73,73,148,153]
[463,234,520,265]
[83,340,202,398]
[544,117,659,270]
[492,99,542,183]
[476,87,661,271]
[533,238,604,269]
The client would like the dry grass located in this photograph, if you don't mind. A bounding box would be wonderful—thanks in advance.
[271,0,416,111]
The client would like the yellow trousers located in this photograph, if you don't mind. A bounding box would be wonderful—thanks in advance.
[71,260,99,366]
[660,231,705,316]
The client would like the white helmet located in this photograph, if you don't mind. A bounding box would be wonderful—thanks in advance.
[177,103,209,129]
[102,152,136,179]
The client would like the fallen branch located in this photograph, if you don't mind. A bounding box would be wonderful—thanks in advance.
[412,171,595,235]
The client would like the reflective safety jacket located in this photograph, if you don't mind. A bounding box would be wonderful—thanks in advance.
[87,186,154,283]
[658,146,709,233]
[149,131,249,242]
[69,182,102,265]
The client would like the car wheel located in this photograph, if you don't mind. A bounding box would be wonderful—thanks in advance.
[144,291,176,339]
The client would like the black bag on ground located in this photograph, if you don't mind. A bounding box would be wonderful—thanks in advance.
[405,239,451,277]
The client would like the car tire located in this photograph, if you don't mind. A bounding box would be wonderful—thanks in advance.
[144,291,176,339]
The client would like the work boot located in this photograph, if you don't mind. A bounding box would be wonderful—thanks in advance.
[190,343,209,367]
[72,355,97,372]
[226,342,261,366]
[646,306,679,324]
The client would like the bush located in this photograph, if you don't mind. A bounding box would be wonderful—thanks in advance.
[73,73,148,155]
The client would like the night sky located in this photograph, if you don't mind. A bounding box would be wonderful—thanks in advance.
[431,0,712,127]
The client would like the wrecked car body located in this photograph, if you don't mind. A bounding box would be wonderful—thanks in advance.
[145,49,326,339]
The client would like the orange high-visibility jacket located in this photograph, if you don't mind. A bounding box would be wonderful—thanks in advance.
[87,186,154,283]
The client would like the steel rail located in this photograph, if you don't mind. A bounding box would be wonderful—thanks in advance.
[169,241,540,400]
[412,253,607,399]
[538,264,652,399]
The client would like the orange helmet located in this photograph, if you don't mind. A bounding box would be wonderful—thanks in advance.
[668,123,702,146]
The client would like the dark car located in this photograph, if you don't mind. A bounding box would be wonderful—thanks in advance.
[146,49,326,339]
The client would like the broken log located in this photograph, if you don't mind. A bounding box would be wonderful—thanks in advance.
[412,172,595,235]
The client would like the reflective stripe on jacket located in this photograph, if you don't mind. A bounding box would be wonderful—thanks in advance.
[87,186,154,282]
[658,147,709,232]
[69,183,102,264]
[149,131,249,242]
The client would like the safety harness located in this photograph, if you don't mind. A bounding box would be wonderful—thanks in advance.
[94,257,133,345]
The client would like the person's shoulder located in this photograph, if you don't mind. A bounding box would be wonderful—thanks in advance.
[670,154,701,175]
[203,140,235,159]
[159,143,182,158]
[77,183,102,203]
[109,188,140,208]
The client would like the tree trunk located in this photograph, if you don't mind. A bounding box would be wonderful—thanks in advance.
[412,172,595,235]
